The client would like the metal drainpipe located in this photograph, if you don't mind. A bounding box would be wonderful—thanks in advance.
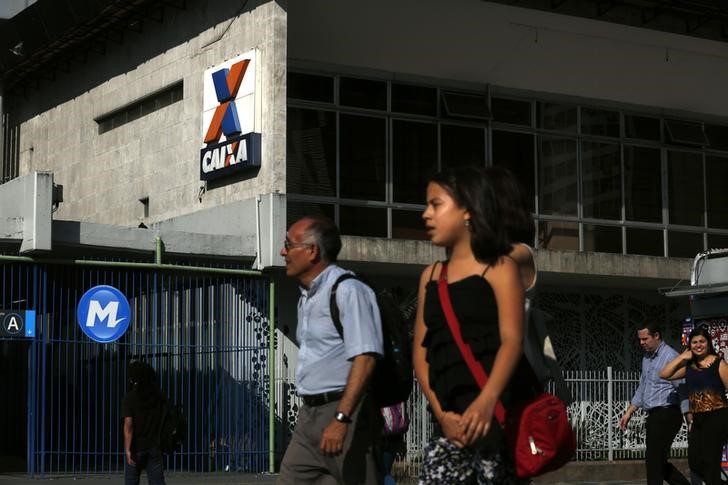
[0,81,5,180]
[269,279,276,473]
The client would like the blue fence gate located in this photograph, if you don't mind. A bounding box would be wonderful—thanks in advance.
[0,261,272,476]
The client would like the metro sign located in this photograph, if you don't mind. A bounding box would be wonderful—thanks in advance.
[200,51,261,181]
[77,285,131,343]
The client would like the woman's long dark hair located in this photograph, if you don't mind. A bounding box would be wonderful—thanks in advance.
[484,166,534,245]
[429,166,511,265]
[689,326,717,365]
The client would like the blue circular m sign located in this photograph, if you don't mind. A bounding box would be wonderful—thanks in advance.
[77,285,131,343]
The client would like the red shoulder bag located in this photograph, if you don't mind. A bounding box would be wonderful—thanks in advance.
[437,262,575,479]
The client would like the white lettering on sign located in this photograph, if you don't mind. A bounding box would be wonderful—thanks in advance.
[201,138,248,175]
[6,316,20,332]
[85,300,126,328]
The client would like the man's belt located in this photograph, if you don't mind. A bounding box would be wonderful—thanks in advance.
[647,404,679,414]
[300,390,345,407]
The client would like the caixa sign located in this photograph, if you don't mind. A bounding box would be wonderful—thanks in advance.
[77,285,131,343]
[200,51,261,181]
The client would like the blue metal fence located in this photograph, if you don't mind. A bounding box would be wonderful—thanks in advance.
[0,261,272,476]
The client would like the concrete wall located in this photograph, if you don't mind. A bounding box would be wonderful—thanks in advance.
[13,0,286,227]
[288,0,728,119]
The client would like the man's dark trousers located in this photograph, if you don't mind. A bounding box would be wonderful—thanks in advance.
[645,406,689,485]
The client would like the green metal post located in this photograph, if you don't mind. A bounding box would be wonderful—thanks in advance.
[155,236,162,264]
[269,279,276,473]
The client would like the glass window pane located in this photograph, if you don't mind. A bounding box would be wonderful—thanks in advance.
[340,77,386,110]
[392,84,437,116]
[665,119,708,146]
[286,108,336,196]
[708,234,728,249]
[340,114,386,200]
[286,201,335,227]
[538,221,578,251]
[626,228,664,256]
[668,151,704,226]
[393,120,437,204]
[491,98,531,126]
[624,146,661,223]
[668,231,704,258]
[538,137,577,216]
[288,72,334,103]
[441,92,491,120]
[625,115,660,141]
[392,210,428,240]
[581,108,620,137]
[340,206,387,237]
[583,224,622,254]
[582,142,621,220]
[492,130,535,212]
[441,124,486,170]
[707,156,728,229]
[537,102,577,132]
[705,124,728,151]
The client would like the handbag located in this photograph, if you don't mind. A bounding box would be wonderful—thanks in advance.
[380,401,409,436]
[437,261,575,479]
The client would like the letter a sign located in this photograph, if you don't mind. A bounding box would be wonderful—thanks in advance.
[77,285,131,343]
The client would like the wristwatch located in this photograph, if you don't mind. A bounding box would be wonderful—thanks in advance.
[334,411,352,424]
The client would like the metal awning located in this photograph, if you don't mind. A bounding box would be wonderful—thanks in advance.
[659,282,728,297]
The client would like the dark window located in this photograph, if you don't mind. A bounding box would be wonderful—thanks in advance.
[625,115,661,141]
[441,91,492,120]
[668,151,704,226]
[288,72,334,103]
[393,120,437,204]
[626,228,664,256]
[392,84,437,116]
[339,114,386,200]
[706,156,728,229]
[538,221,579,251]
[537,102,577,132]
[491,97,531,126]
[286,201,335,227]
[583,225,622,254]
[582,142,621,220]
[441,124,486,169]
[665,119,708,146]
[286,108,336,196]
[581,108,620,137]
[668,231,704,258]
[704,124,728,151]
[492,130,535,211]
[97,81,183,134]
[624,146,661,223]
[340,206,387,237]
[340,77,387,110]
[708,234,728,249]
[538,137,577,216]
[392,210,428,240]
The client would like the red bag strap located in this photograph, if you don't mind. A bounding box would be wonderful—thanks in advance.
[437,261,507,425]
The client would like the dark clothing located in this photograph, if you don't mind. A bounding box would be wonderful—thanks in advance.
[689,407,728,485]
[124,447,165,485]
[121,387,165,453]
[422,275,538,450]
[686,358,728,414]
[277,394,384,485]
[644,406,690,485]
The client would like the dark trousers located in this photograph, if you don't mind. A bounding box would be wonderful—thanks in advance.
[645,406,690,485]
[124,447,166,485]
[688,407,728,485]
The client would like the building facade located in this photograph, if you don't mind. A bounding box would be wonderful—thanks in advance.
[1,0,726,475]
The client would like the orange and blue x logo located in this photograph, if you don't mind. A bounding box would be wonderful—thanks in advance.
[203,59,250,144]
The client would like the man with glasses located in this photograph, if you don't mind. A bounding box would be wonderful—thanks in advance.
[277,215,384,485]
[619,323,690,485]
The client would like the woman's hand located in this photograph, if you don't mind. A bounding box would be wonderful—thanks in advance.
[459,394,496,446]
[438,411,466,448]
[680,349,693,362]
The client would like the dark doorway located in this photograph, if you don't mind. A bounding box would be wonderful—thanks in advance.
[0,340,28,472]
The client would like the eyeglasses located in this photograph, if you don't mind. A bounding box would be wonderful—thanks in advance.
[283,239,313,251]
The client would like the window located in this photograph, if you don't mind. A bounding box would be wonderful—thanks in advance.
[626,228,664,256]
[286,201,335,227]
[441,124,486,169]
[339,206,387,237]
[340,77,387,110]
[392,84,437,116]
[537,102,577,132]
[708,234,728,249]
[491,97,531,126]
[288,72,334,103]
[97,81,183,134]
[583,225,622,254]
[441,91,491,120]
[538,137,577,216]
[625,115,661,141]
[668,151,704,226]
[624,146,661,223]
[340,114,386,200]
[582,142,621,220]
[538,221,578,251]
[492,130,535,211]
[665,119,708,146]
[581,108,619,137]
[668,231,704,258]
[286,108,336,196]
[705,124,728,151]
[393,120,437,204]
[706,156,728,229]
[393,210,428,240]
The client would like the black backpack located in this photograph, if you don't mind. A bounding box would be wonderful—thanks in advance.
[158,402,187,454]
[330,274,413,408]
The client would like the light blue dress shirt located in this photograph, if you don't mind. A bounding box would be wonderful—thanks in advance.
[632,341,689,413]
[295,264,383,396]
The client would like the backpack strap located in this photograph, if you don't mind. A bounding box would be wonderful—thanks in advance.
[330,273,358,339]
